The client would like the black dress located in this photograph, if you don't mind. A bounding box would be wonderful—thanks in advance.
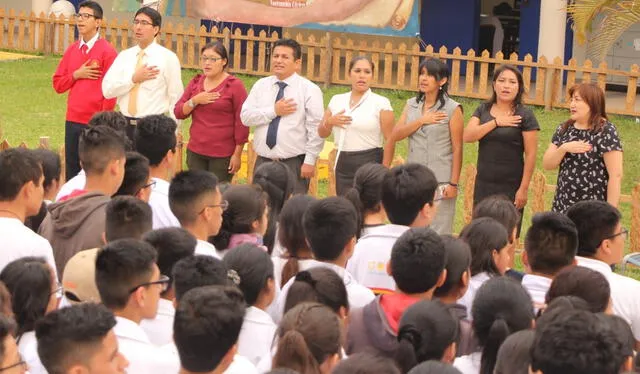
[551,122,622,213]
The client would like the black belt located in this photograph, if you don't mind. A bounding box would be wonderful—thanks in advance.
[258,154,305,163]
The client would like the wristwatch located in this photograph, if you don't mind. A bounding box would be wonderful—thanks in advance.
[187,99,196,108]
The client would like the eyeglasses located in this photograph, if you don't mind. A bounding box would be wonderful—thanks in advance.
[50,283,64,299]
[199,200,229,214]
[76,12,98,20]
[605,227,628,241]
[128,274,170,294]
[0,355,27,372]
[133,19,154,27]
[200,56,223,63]
[135,180,157,196]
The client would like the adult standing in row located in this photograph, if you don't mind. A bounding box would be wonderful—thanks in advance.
[53,1,118,181]
[102,7,183,143]
[174,41,248,183]
[241,38,325,194]
[318,56,394,196]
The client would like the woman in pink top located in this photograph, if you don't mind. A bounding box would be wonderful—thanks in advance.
[174,41,248,182]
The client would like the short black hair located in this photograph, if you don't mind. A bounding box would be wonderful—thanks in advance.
[36,303,116,374]
[88,111,127,133]
[0,315,15,365]
[531,310,620,374]
[135,6,162,27]
[273,38,302,60]
[284,267,348,315]
[0,148,43,201]
[390,227,446,294]
[278,195,315,285]
[143,227,196,295]
[114,152,150,197]
[95,239,158,309]
[524,212,578,276]
[460,217,509,276]
[434,235,472,298]
[333,353,400,374]
[172,256,230,302]
[78,1,104,19]
[494,330,535,374]
[174,286,245,372]
[598,313,635,368]
[222,244,274,306]
[566,200,621,257]
[302,197,357,262]
[407,361,462,374]
[32,149,61,193]
[105,196,153,242]
[79,126,126,176]
[382,164,438,226]
[545,266,610,313]
[211,185,268,250]
[344,163,387,238]
[169,170,219,225]
[134,115,177,166]
[472,195,519,240]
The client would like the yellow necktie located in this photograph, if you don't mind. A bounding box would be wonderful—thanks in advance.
[128,50,145,117]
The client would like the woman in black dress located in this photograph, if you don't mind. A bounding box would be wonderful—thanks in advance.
[542,83,623,213]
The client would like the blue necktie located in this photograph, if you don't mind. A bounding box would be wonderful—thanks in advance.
[267,81,288,149]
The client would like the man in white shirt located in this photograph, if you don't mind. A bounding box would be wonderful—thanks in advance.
[347,163,439,294]
[241,38,324,194]
[102,6,183,143]
[141,227,196,346]
[567,200,640,350]
[169,170,225,258]
[521,212,578,312]
[0,148,56,276]
[95,238,176,373]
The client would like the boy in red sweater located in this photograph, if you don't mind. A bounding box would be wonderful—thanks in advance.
[53,0,117,181]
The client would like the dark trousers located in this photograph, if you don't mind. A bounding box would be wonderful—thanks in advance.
[123,117,138,149]
[254,154,309,194]
[65,121,86,181]
[335,147,383,196]
[187,149,233,183]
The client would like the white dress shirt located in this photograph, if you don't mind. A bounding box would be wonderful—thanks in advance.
[237,306,277,366]
[0,217,57,278]
[18,331,46,374]
[113,316,178,374]
[522,273,552,313]
[102,41,183,120]
[195,239,221,259]
[577,256,640,340]
[79,32,99,52]
[141,298,175,347]
[453,351,481,374]
[56,169,86,201]
[457,272,492,319]
[148,178,180,230]
[240,73,324,165]
[161,343,259,374]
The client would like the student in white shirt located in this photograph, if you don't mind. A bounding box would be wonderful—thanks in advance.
[521,212,578,312]
[347,163,439,294]
[566,200,640,349]
[102,7,183,142]
[35,303,130,374]
[141,227,197,346]
[545,266,612,314]
[95,239,176,373]
[343,163,388,239]
[0,148,57,275]
[318,56,394,196]
[241,38,324,194]
[0,316,28,374]
[169,170,226,258]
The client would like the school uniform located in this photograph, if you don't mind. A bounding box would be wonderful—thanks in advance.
[521,274,552,313]
[113,316,177,373]
[237,306,277,366]
[457,272,492,319]
[18,331,46,374]
[141,298,175,347]
[161,342,259,373]
[148,178,180,230]
[195,239,221,259]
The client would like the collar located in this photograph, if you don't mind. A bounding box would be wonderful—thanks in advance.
[135,40,158,54]
[157,298,175,317]
[245,306,275,326]
[273,72,298,85]
[576,256,613,275]
[301,260,355,286]
[522,273,552,288]
[114,316,151,344]
[359,224,410,240]
[79,32,99,51]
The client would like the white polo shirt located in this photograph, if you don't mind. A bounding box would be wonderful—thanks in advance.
[149,178,180,230]
[237,306,277,366]
[113,316,178,374]
[141,298,175,347]
[0,217,57,278]
[522,274,552,313]
[457,272,492,319]
[161,343,258,374]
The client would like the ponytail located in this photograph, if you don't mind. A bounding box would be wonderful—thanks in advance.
[394,326,421,373]
[278,195,316,284]
[344,187,365,239]
[344,163,386,239]
[273,329,321,374]
[281,257,300,287]
[479,318,511,374]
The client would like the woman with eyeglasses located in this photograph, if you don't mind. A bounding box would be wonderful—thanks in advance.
[174,41,249,182]
[0,257,61,374]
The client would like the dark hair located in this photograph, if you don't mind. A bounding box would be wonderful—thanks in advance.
[395,300,458,373]
[211,185,268,250]
[0,315,15,365]
[79,125,126,176]
[488,65,525,109]
[545,266,610,313]
[134,115,177,167]
[598,313,635,366]
[273,38,302,60]
[303,197,357,262]
[253,161,296,253]
[135,6,162,27]
[472,195,519,241]
[333,353,400,374]
[416,58,450,110]
[493,330,535,374]
[407,361,462,374]
[172,256,230,302]
[88,111,128,132]
[531,310,620,374]
[536,296,592,330]
[174,286,245,372]
[382,164,438,226]
[201,40,228,69]
[273,303,341,374]
[284,268,348,315]
[0,282,13,319]
[278,195,315,285]
[344,163,387,238]
[143,227,196,296]
[95,239,157,309]
[105,196,153,242]
[459,218,509,276]
[566,200,621,257]
[434,236,471,298]
[32,149,61,193]
[78,0,104,19]
[348,56,375,74]
[222,244,274,306]
[390,227,446,294]
[472,277,534,374]
[0,257,52,338]
[35,303,116,374]
[0,148,43,201]
[524,212,578,275]
[560,83,608,134]
[169,170,219,225]
[114,152,150,197]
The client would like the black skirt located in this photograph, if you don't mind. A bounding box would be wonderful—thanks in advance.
[335,147,383,196]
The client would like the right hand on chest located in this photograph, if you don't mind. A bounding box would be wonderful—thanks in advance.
[132,64,160,84]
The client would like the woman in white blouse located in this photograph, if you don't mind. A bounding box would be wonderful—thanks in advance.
[318,56,395,195]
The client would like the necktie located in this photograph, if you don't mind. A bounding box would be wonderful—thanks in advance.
[128,50,146,117]
[80,44,88,55]
[266,81,288,149]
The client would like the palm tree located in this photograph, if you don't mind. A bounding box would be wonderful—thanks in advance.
[567,0,640,62]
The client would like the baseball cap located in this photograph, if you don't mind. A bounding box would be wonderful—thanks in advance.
[62,248,101,303]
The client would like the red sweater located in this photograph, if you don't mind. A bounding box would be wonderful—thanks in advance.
[53,38,118,124]
[174,74,249,158]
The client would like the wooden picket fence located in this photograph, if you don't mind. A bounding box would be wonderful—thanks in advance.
[1,8,639,116]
